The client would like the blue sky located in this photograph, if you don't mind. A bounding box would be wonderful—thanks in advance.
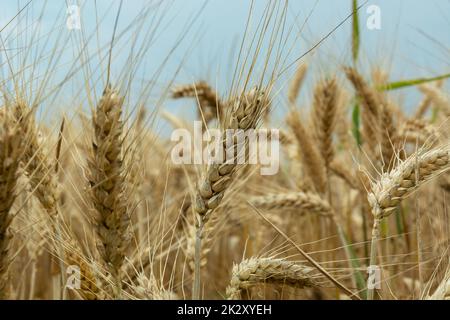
[0,0,449,125]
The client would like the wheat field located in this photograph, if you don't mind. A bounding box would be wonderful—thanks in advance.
[0,0,449,300]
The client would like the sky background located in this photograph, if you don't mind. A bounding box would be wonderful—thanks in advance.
[0,0,449,130]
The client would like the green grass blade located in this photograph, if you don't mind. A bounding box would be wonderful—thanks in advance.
[351,0,360,63]
[340,230,367,299]
[352,103,362,147]
[379,73,450,91]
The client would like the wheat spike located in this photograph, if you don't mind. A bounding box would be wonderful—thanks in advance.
[419,84,450,117]
[88,86,131,288]
[428,263,450,300]
[13,102,59,217]
[133,273,178,300]
[368,146,450,219]
[288,63,308,106]
[0,110,24,299]
[226,257,321,300]
[414,81,444,118]
[380,102,397,169]
[344,67,381,157]
[287,110,327,194]
[329,159,360,190]
[398,119,438,146]
[249,192,332,216]
[194,87,267,223]
[312,77,339,166]
[172,81,224,123]
[64,241,100,300]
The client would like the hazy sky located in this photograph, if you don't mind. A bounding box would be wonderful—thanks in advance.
[0,0,449,124]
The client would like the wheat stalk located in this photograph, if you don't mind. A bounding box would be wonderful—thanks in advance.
[226,257,321,300]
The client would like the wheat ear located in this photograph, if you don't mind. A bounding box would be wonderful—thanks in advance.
[133,272,178,300]
[192,87,267,299]
[88,86,131,297]
[12,101,69,298]
[249,192,332,217]
[226,257,321,300]
[0,111,24,299]
[367,145,450,299]
[311,77,339,166]
[414,81,444,118]
[344,67,381,158]
[287,110,327,194]
[419,84,450,117]
[398,119,438,147]
[13,102,59,217]
[428,261,450,300]
[172,81,224,123]
[380,102,397,169]
[64,240,100,300]
[288,63,308,107]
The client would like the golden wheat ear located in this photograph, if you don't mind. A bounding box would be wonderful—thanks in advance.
[286,110,327,194]
[64,239,101,300]
[0,109,25,299]
[344,67,381,159]
[172,81,224,124]
[12,102,59,218]
[191,87,269,299]
[249,191,333,217]
[88,86,131,297]
[368,145,450,219]
[226,257,322,300]
[311,77,339,167]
